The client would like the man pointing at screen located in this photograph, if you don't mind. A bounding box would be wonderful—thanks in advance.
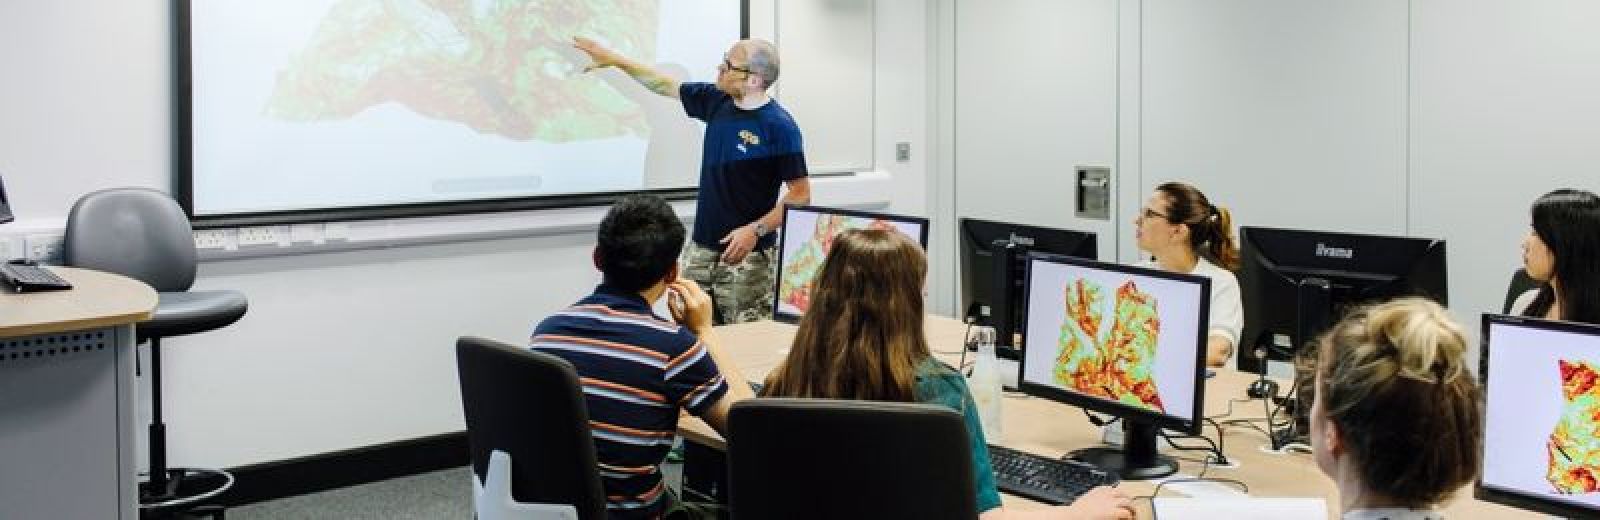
[575,37,811,325]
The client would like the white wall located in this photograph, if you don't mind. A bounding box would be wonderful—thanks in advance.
[0,0,934,468]
[1410,0,1600,337]
[943,0,1600,372]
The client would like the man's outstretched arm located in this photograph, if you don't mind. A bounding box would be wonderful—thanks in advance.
[573,37,681,99]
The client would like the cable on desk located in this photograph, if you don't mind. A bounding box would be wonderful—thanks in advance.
[1206,397,1263,420]
[1158,418,1229,469]
[956,318,975,374]
[1135,477,1251,520]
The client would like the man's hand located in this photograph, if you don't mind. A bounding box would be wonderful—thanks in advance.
[667,279,715,334]
[572,37,622,72]
[719,224,760,265]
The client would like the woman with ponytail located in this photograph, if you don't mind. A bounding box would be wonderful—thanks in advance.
[1310,297,1482,518]
[1134,182,1244,367]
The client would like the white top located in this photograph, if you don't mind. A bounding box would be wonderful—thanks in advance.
[1140,256,1245,365]
[1510,288,1539,317]
[1342,508,1443,520]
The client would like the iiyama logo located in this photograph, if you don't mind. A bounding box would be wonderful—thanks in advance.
[1008,233,1036,247]
[1315,243,1355,259]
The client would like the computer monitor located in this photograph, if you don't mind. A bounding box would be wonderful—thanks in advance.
[958,217,1097,358]
[1019,253,1210,479]
[772,205,929,323]
[1478,314,1600,518]
[1237,226,1447,373]
[0,174,13,224]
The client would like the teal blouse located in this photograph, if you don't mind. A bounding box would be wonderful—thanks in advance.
[914,358,1003,513]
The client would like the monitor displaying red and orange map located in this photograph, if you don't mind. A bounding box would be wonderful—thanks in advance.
[1021,257,1207,422]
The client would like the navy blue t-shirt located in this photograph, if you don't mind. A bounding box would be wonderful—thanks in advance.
[679,82,808,250]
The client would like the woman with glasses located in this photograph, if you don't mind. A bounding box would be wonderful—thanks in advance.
[1133,182,1244,368]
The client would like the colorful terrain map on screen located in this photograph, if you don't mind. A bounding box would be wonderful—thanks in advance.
[265,0,656,142]
[1549,359,1600,494]
[779,215,899,314]
[1053,278,1166,412]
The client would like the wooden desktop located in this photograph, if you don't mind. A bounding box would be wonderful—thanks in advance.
[679,316,1533,519]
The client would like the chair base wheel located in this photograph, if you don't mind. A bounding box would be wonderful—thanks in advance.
[138,468,233,519]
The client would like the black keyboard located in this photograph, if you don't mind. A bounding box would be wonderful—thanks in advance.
[0,262,73,293]
[988,444,1118,505]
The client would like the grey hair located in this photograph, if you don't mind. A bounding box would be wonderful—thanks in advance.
[743,39,780,88]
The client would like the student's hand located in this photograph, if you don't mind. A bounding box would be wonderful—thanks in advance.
[572,37,622,72]
[1059,486,1135,520]
[667,279,715,333]
[719,225,759,265]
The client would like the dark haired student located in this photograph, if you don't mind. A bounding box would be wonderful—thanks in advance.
[1511,189,1600,324]
[530,195,755,519]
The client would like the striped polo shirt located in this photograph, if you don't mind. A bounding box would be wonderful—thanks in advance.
[530,284,729,519]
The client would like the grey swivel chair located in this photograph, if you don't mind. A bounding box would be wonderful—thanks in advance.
[456,337,607,520]
[727,399,978,520]
[63,188,247,519]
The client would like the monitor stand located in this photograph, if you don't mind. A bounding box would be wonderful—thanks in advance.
[1066,420,1179,480]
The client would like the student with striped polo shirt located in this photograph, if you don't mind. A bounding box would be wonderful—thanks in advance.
[531,195,755,519]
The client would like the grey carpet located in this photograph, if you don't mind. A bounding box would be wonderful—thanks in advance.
[227,462,685,519]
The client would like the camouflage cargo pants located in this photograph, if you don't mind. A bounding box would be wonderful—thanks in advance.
[681,242,776,325]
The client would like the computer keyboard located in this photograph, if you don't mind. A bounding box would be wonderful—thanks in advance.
[0,262,73,293]
[988,444,1119,505]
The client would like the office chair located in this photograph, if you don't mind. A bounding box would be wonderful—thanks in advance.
[1504,268,1541,314]
[63,188,248,519]
[727,399,978,520]
[456,337,607,520]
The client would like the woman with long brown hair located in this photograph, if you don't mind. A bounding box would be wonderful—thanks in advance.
[763,228,1133,520]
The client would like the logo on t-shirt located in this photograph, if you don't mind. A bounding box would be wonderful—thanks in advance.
[736,129,762,153]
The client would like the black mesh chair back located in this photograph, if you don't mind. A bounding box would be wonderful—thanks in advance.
[727,398,977,520]
[456,336,607,519]
[1504,268,1541,314]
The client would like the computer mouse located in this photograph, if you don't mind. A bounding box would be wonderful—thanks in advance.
[1247,379,1280,399]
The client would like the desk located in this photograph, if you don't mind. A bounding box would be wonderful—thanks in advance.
[681,317,1535,519]
[0,267,156,520]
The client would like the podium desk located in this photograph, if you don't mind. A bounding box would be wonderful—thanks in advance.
[680,317,1535,519]
[0,267,155,520]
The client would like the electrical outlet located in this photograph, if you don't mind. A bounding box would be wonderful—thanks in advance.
[25,233,65,264]
[895,142,912,162]
[194,229,231,250]
[236,226,288,247]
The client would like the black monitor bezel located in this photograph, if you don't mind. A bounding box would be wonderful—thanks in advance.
[1017,252,1211,435]
[1237,225,1448,371]
[770,204,931,324]
[0,174,12,224]
[956,216,1098,319]
[1476,313,1600,518]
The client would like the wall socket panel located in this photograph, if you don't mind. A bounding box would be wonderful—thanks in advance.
[193,229,234,250]
[24,233,65,264]
[236,226,290,247]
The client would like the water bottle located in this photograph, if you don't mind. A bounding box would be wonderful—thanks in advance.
[968,325,1005,443]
